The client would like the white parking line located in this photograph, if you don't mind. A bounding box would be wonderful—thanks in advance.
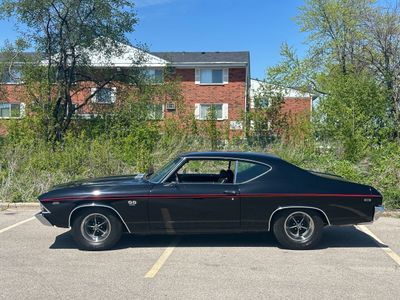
[145,237,180,278]
[0,217,35,234]
[357,225,400,266]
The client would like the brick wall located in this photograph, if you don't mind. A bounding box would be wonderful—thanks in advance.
[172,68,247,121]
[0,84,28,135]
[0,84,28,103]
[281,97,312,118]
[0,69,321,136]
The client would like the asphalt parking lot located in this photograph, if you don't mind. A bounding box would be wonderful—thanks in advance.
[0,208,399,299]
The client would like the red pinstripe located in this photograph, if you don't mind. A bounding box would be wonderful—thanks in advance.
[40,193,381,202]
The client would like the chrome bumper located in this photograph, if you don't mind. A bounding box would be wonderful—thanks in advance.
[374,205,385,221]
[35,212,53,227]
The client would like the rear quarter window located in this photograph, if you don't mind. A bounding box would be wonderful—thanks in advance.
[236,161,271,183]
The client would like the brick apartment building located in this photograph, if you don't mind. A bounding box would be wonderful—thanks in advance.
[250,79,313,118]
[0,44,313,133]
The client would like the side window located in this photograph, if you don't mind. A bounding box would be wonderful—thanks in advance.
[236,161,271,183]
[175,159,236,184]
[178,160,228,174]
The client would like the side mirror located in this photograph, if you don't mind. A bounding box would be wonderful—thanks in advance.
[145,165,155,178]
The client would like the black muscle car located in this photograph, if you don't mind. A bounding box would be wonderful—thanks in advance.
[36,151,384,250]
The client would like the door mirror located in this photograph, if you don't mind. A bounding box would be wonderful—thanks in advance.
[145,165,155,178]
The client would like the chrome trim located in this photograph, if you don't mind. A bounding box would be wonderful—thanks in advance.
[234,160,239,183]
[357,221,373,225]
[35,212,53,227]
[237,163,272,184]
[68,203,131,233]
[161,156,273,185]
[80,213,112,242]
[284,211,315,242]
[40,203,51,214]
[374,205,384,221]
[159,157,185,183]
[267,206,331,231]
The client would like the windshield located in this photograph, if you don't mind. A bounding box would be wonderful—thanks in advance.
[147,157,182,183]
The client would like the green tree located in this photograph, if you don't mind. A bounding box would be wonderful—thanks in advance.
[248,83,288,146]
[297,0,373,75]
[205,105,220,150]
[315,71,388,160]
[267,0,399,149]
[0,0,138,143]
[363,4,400,141]
[268,0,373,93]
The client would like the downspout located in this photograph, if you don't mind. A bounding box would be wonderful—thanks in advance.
[244,53,250,137]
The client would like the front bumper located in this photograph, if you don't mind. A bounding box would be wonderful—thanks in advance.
[35,212,53,227]
[374,205,385,221]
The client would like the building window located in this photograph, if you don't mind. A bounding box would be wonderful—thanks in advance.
[256,97,270,109]
[200,104,223,119]
[195,68,228,85]
[0,103,25,118]
[145,69,163,83]
[195,103,228,120]
[148,104,164,120]
[91,87,116,104]
[200,69,222,84]
[1,67,22,84]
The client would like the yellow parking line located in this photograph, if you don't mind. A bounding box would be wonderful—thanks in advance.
[357,225,400,266]
[145,237,180,278]
[0,217,35,234]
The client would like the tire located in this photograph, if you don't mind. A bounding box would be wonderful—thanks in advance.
[272,209,324,250]
[71,208,123,251]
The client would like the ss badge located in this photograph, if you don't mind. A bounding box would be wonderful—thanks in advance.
[128,200,137,206]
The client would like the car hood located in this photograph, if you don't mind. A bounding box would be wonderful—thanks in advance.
[50,174,146,190]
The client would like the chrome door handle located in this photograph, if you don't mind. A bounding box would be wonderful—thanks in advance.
[224,190,238,195]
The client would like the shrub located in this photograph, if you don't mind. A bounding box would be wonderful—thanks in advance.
[0,116,399,209]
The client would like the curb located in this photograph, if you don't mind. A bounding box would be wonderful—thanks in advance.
[383,210,400,218]
[0,202,399,217]
[0,202,40,210]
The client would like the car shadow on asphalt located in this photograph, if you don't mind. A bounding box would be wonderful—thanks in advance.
[49,225,385,251]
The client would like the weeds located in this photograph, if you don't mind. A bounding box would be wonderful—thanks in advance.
[0,116,399,209]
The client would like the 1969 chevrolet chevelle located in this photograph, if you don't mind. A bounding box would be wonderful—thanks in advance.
[36,151,384,250]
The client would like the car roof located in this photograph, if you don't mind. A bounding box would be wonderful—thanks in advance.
[180,151,280,163]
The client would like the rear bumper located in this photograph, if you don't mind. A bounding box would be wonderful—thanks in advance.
[35,212,53,227]
[374,205,385,221]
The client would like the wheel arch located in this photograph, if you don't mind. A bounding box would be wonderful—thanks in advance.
[267,206,331,231]
[68,203,131,233]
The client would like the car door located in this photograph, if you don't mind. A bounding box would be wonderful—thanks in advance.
[148,158,240,233]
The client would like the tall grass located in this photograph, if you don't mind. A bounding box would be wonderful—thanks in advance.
[0,117,399,208]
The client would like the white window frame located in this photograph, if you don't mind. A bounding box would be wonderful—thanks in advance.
[256,97,270,109]
[1,66,23,84]
[145,68,164,83]
[148,103,165,120]
[230,120,243,130]
[165,102,176,111]
[194,103,228,120]
[0,102,25,119]
[91,87,117,104]
[195,68,229,85]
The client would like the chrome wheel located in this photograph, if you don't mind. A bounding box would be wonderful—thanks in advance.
[284,211,315,243]
[80,213,111,243]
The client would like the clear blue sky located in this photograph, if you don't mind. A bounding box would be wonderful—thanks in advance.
[133,0,308,79]
[0,0,309,79]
